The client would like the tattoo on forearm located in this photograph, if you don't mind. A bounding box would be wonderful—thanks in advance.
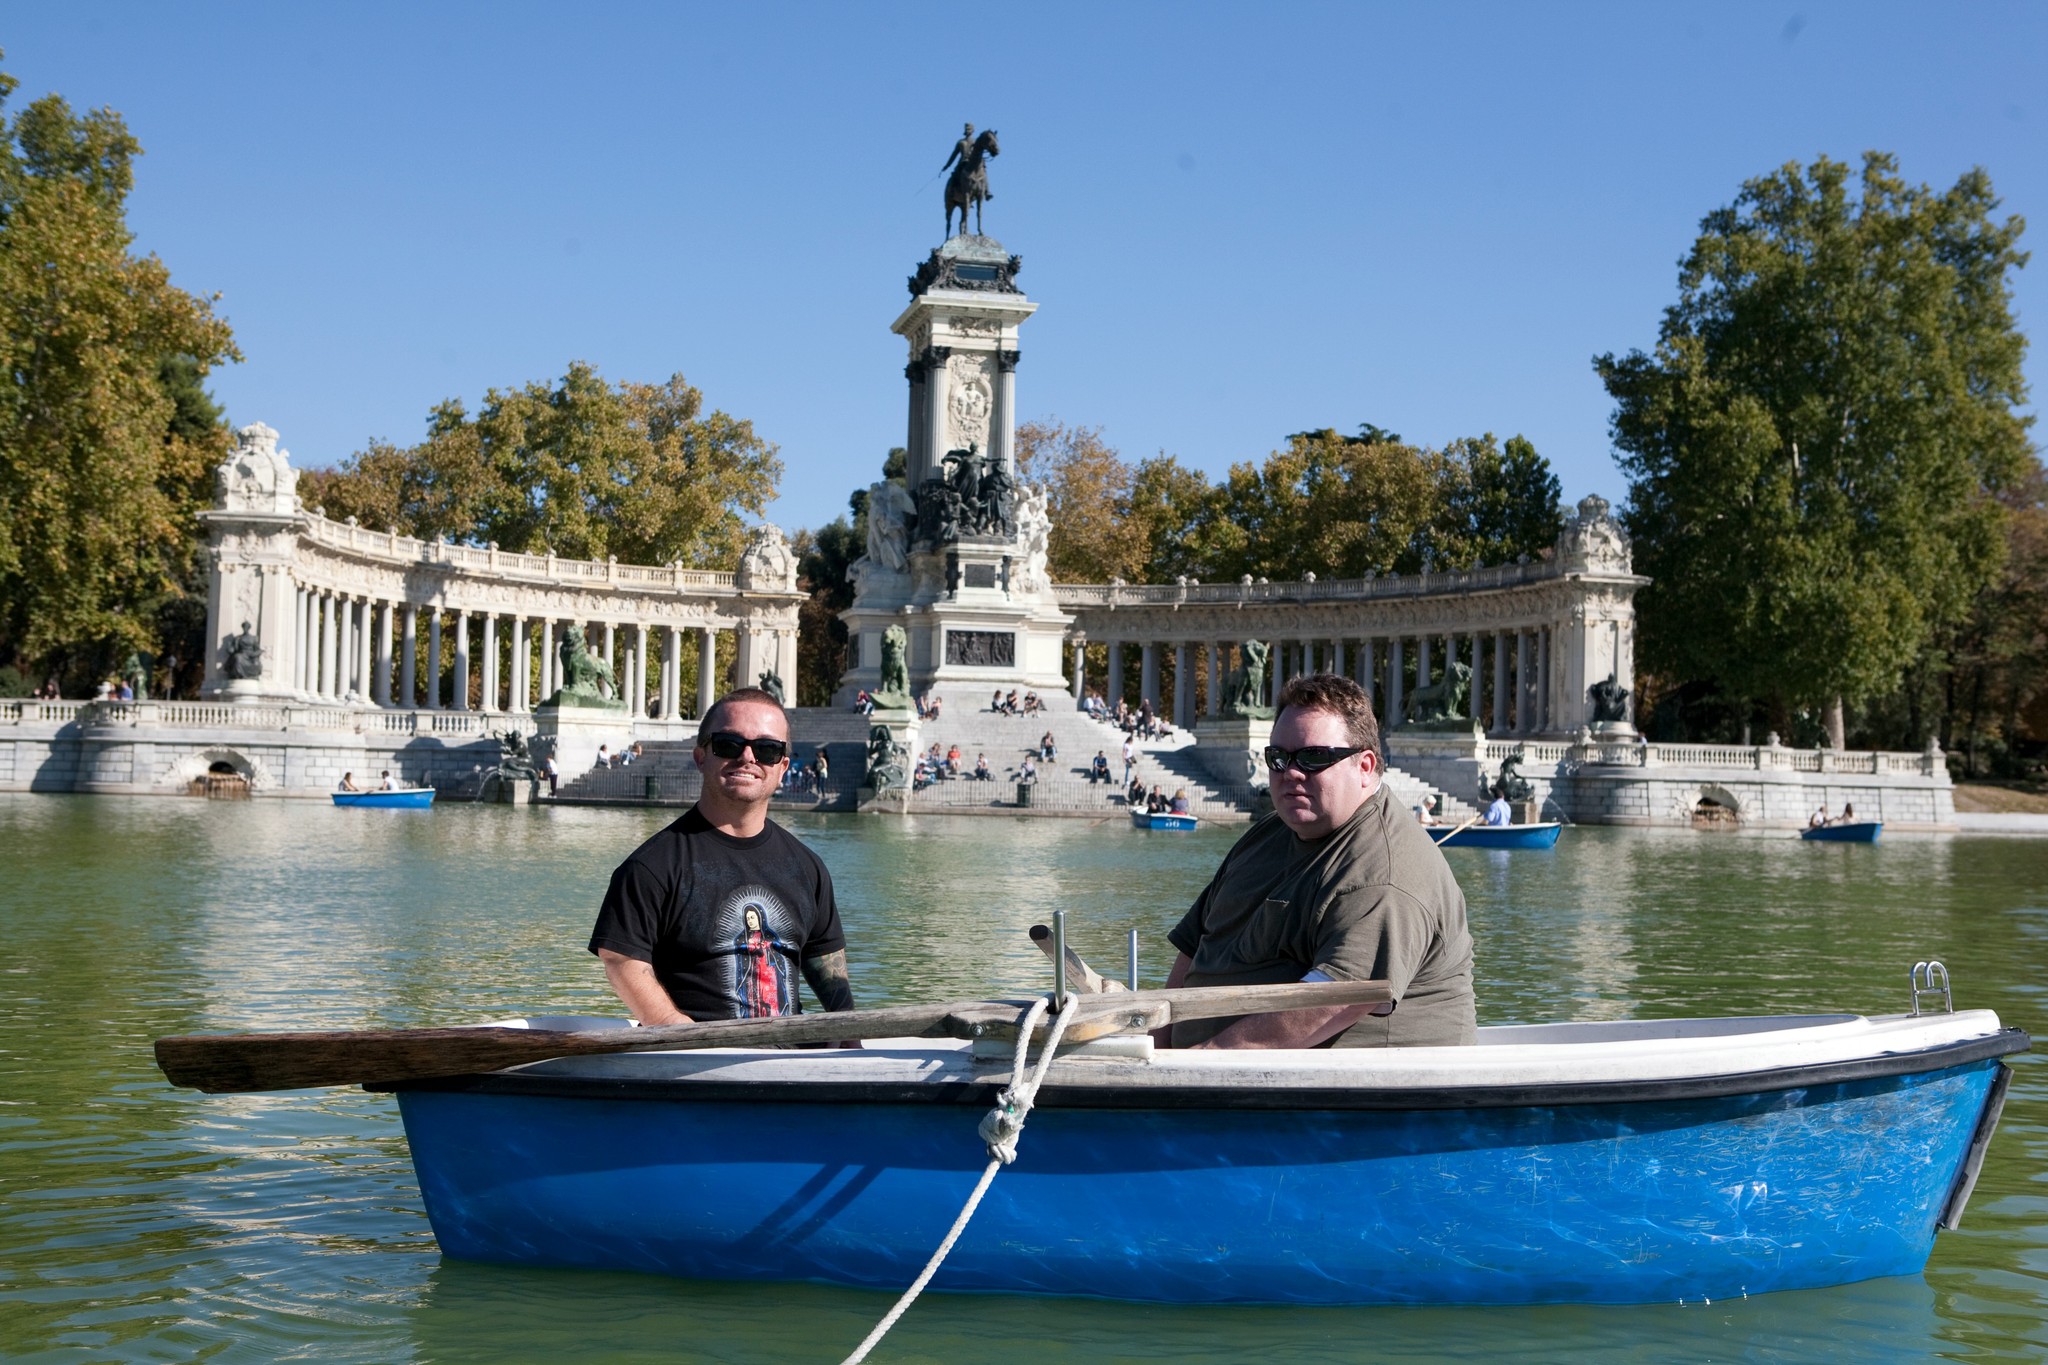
[802,950,857,1012]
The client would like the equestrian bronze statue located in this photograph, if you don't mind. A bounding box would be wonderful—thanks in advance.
[942,124,1000,238]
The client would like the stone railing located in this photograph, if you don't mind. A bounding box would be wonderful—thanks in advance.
[1411,732,1945,779]
[300,513,739,591]
[1569,739,1942,777]
[1054,560,1555,610]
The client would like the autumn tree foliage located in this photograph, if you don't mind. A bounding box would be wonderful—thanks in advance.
[0,59,238,683]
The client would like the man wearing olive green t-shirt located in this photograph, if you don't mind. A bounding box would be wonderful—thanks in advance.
[1163,673,1476,1049]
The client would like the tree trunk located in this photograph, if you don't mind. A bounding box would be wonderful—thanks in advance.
[1825,695,1846,751]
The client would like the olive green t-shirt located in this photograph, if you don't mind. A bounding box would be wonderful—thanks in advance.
[1167,786,1476,1048]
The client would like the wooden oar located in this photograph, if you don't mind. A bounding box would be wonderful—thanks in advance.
[153,978,1393,1094]
[1431,814,1480,846]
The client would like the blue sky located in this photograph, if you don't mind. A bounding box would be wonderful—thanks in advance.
[8,2,2043,539]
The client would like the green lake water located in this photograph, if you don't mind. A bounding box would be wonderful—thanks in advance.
[1,793,2042,1362]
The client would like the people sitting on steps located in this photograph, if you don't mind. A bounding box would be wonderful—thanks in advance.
[974,753,992,780]
[1039,730,1057,761]
[1091,750,1111,784]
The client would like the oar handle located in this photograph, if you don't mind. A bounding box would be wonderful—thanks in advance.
[1029,923,1126,994]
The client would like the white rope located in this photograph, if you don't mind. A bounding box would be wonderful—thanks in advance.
[839,993,1079,1365]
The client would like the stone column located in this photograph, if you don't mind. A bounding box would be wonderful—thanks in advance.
[1070,636,1086,706]
[663,626,680,719]
[1537,625,1552,733]
[697,625,718,717]
[1207,641,1222,716]
[1389,637,1405,726]
[292,588,308,694]
[399,606,417,708]
[1492,629,1508,735]
[1416,635,1432,693]
[923,347,951,488]
[995,349,1019,473]
[426,610,444,709]
[372,602,392,705]
[511,617,529,713]
[601,622,615,670]
[1360,637,1377,711]
[628,627,644,718]
[356,599,372,699]
[904,360,928,488]
[339,595,358,699]
[1330,638,1345,679]
[1468,632,1482,726]
[1107,640,1124,703]
[453,612,471,712]
[317,593,337,699]
[539,620,556,703]
[482,614,499,712]
[1140,641,1161,709]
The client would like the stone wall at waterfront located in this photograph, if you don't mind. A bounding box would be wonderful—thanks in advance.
[1386,734,1955,831]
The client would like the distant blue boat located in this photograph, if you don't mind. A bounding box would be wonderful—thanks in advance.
[1130,810,1199,831]
[1434,820,1562,849]
[384,1008,2025,1306]
[1803,821,1882,843]
[332,789,434,809]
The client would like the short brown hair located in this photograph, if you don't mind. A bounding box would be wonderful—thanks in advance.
[697,687,790,743]
[1276,673,1383,765]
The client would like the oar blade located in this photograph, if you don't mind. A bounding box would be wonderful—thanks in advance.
[154,1027,568,1094]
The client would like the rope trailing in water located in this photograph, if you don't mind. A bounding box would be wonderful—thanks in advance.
[838,992,1079,1365]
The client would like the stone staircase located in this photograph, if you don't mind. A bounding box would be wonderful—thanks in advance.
[549,694,1478,825]
[889,694,1253,819]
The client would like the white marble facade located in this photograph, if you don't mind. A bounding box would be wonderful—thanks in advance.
[199,424,804,719]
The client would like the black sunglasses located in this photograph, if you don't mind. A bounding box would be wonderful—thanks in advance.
[1263,744,1367,774]
[704,731,790,765]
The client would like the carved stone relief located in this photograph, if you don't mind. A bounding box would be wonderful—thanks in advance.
[946,353,994,451]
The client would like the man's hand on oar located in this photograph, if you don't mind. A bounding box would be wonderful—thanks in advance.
[153,978,1393,1095]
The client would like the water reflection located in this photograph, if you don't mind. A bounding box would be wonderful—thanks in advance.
[0,796,2041,1362]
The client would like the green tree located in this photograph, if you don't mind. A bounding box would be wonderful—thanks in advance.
[1204,430,1439,582]
[1429,433,1563,569]
[1596,153,2032,746]
[308,362,780,566]
[1015,420,1148,582]
[0,62,238,680]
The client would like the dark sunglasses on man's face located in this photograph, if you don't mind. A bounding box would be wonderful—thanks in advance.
[1263,744,1367,775]
[704,732,790,765]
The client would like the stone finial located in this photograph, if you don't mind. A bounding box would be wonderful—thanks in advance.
[216,422,300,514]
[737,522,798,591]
[1556,493,1631,573]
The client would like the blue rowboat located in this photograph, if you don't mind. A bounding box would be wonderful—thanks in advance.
[381,1007,2024,1306]
[1433,820,1562,849]
[1803,821,1882,843]
[332,789,435,809]
[1130,811,1199,831]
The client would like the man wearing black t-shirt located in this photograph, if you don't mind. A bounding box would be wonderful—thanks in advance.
[588,687,856,1025]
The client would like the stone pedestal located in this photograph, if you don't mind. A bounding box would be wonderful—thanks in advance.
[1193,715,1274,787]
[200,423,308,702]
[533,699,631,779]
[836,234,1070,705]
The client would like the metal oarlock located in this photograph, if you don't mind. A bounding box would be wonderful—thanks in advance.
[1052,910,1068,1012]
[1909,960,1952,1015]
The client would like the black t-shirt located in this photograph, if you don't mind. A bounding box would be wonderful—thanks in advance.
[587,807,846,1020]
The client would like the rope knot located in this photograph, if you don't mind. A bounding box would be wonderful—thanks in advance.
[977,1091,1025,1163]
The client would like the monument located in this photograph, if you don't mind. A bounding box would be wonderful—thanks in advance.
[199,423,304,701]
[837,126,1073,706]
